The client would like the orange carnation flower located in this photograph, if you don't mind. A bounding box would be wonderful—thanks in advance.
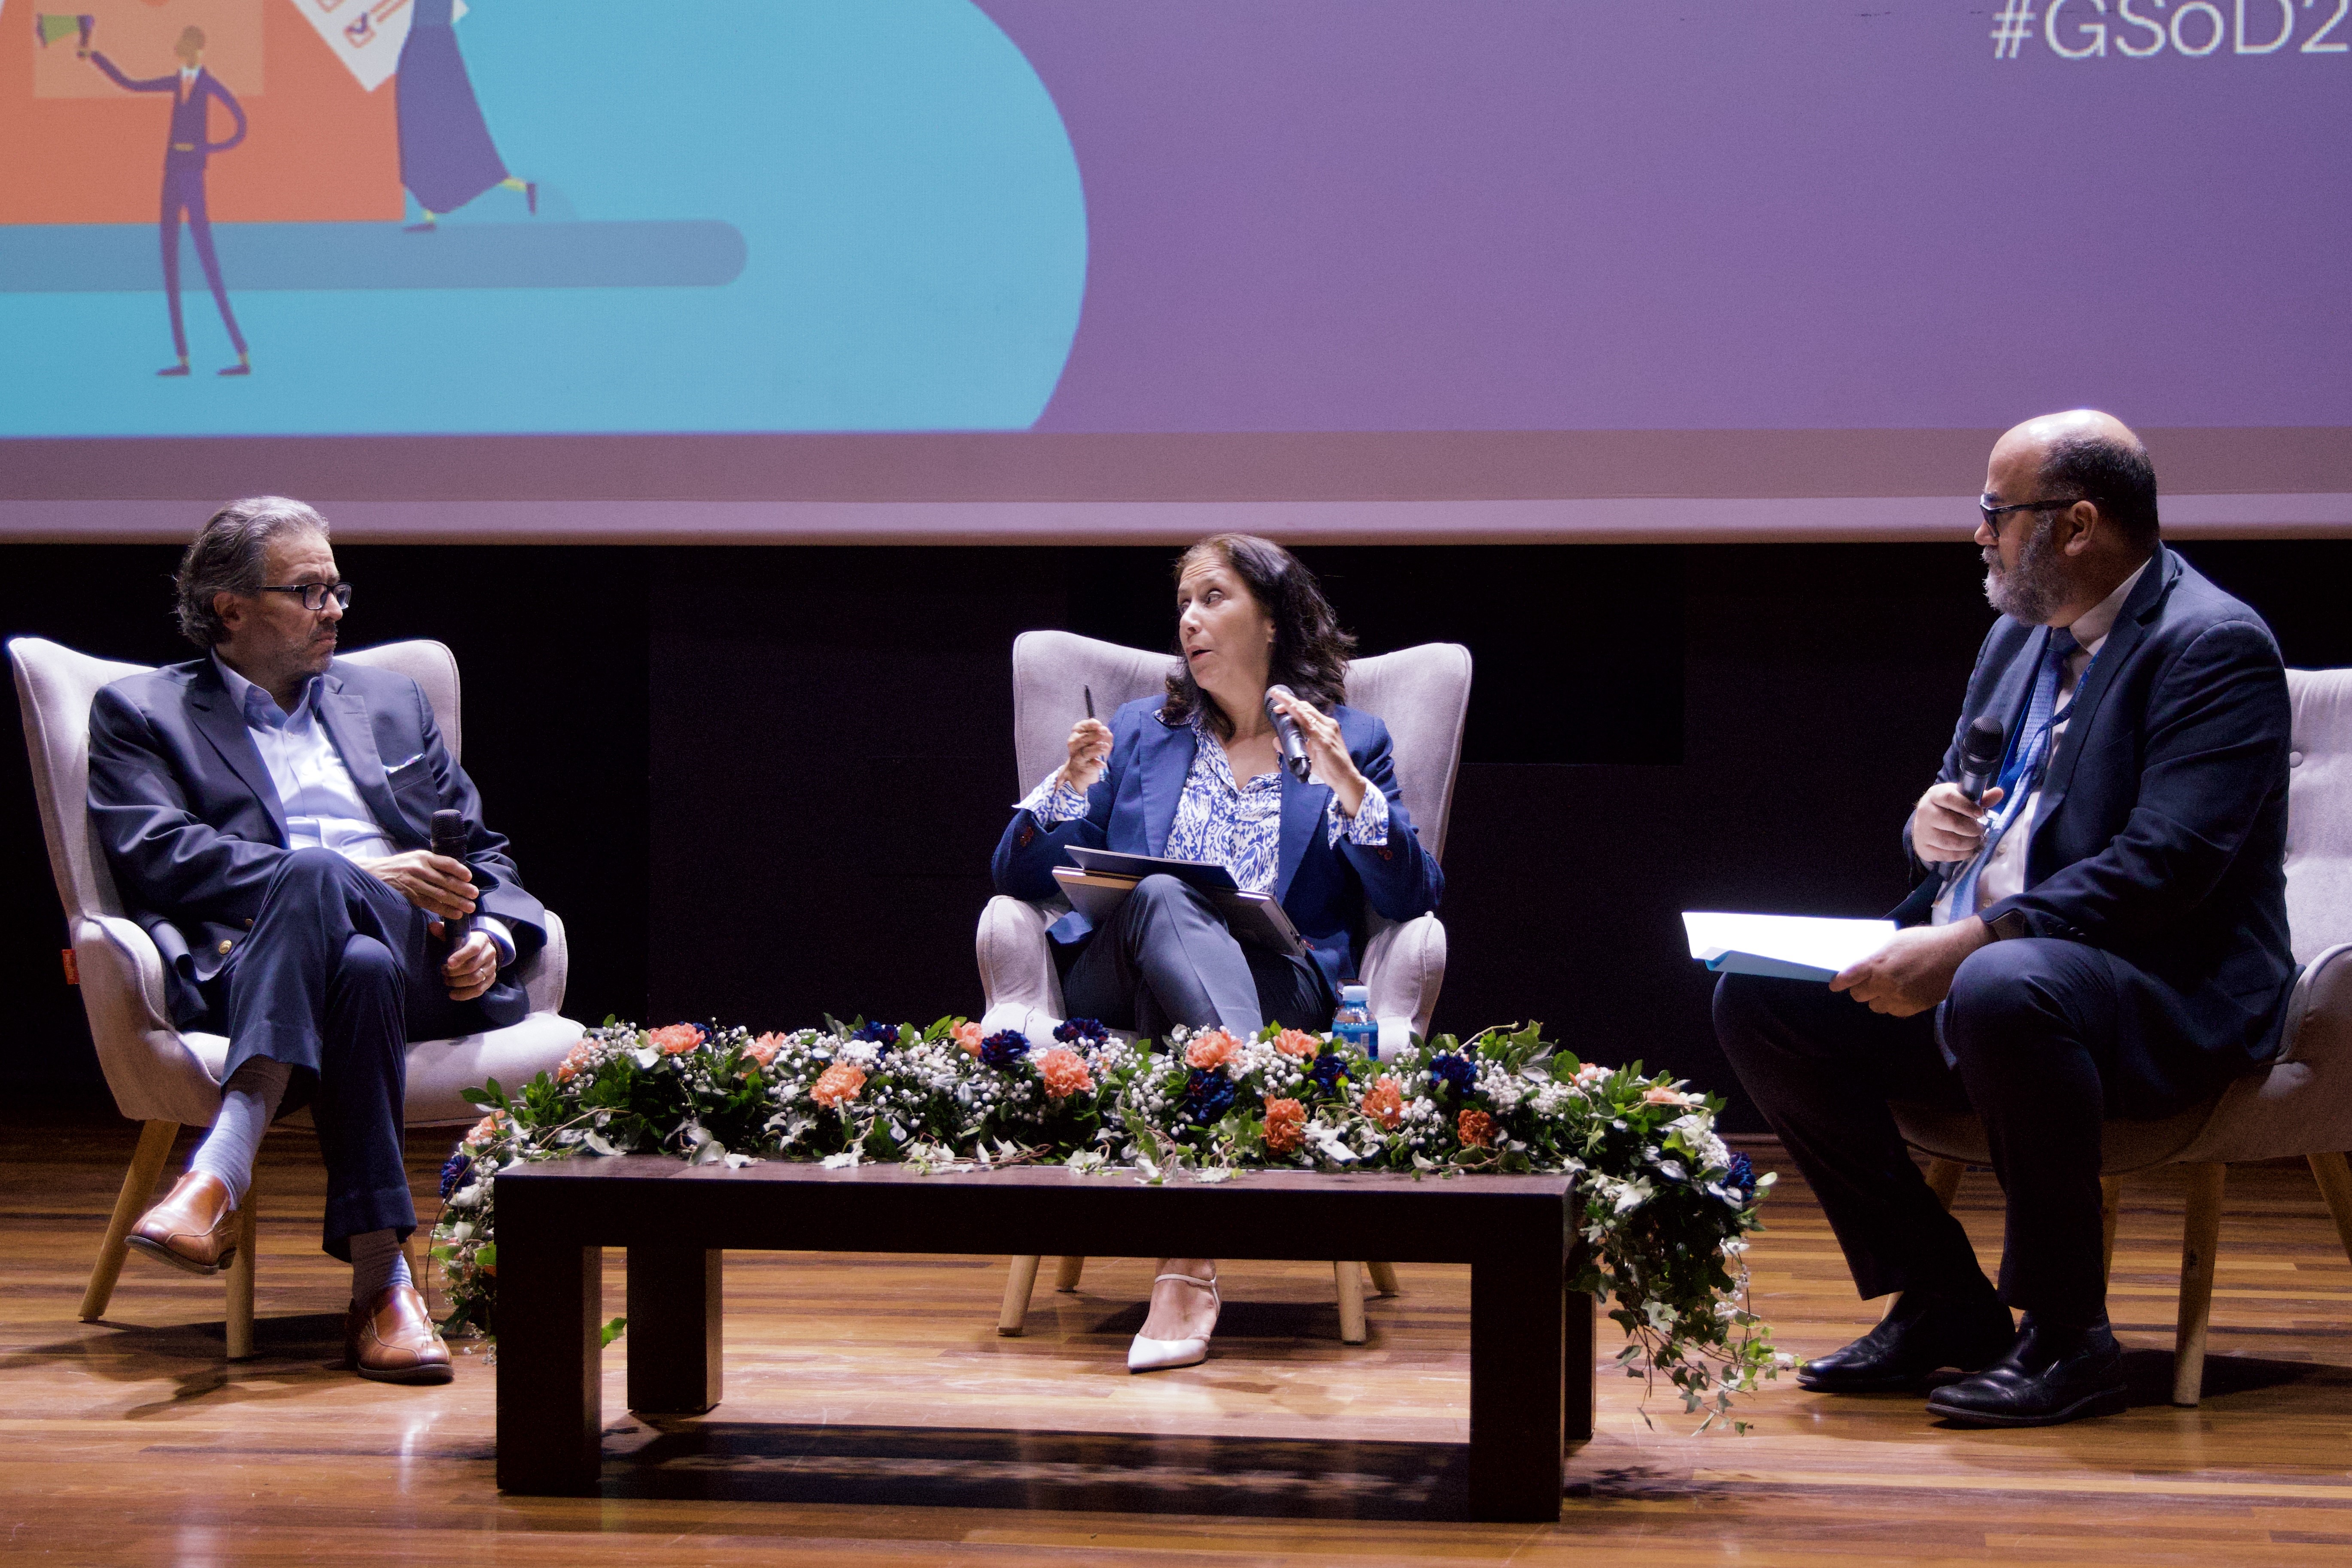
[811,1062,866,1109]
[745,1032,786,1068]
[1263,1097,1307,1154]
[650,1024,702,1055]
[1361,1076,1404,1131]
[554,1039,596,1084]
[463,1111,507,1149]
[1036,1045,1094,1099]
[1458,1108,1496,1149]
[1273,1028,1320,1058]
[952,1021,986,1057]
[1184,1029,1242,1070]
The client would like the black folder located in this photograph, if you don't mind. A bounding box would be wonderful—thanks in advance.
[1053,848,1309,958]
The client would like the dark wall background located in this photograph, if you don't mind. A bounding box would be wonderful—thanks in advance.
[9,538,2349,1129]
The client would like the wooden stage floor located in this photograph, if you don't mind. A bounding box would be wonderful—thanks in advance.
[5,1111,2350,1565]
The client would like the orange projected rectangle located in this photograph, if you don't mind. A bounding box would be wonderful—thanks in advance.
[1,0,402,225]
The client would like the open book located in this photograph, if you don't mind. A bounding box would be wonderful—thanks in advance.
[1682,911,1898,983]
[1054,848,1310,958]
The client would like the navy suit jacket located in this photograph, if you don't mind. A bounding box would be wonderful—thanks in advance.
[89,57,246,165]
[88,657,544,1027]
[1894,544,2295,1076]
[990,697,1443,996]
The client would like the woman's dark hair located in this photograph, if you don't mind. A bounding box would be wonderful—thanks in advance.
[1160,534,1355,739]
[174,496,330,648]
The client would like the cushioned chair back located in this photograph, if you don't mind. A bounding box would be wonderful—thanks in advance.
[1009,630,1473,863]
[9,638,464,930]
[2285,668,2352,964]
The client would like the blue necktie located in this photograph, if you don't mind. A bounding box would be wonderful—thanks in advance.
[1948,626,2078,919]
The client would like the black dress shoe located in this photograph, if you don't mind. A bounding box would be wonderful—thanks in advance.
[1925,1315,2127,1427]
[1797,1285,2017,1393]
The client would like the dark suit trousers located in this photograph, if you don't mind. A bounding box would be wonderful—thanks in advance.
[161,156,246,359]
[1061,874,1333,1039]
[1713,936,2227,1320]
[213,849,520,1259]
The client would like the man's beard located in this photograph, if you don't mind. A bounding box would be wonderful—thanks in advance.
[1984,515,2064,623]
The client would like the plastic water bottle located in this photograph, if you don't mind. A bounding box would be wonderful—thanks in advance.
[1333,982,1376,1058]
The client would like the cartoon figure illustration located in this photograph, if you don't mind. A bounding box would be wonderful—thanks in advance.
[396,0,536,230]
[88,24,254,377]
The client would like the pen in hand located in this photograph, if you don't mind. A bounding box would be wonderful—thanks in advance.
[1084,685,1094,720]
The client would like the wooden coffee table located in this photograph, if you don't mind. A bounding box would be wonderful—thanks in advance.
[493,1156,1592,1521]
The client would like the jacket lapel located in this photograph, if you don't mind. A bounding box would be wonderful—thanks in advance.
[2037,545,2174,809]
[186,666,288,845]
[1137,715,1195,858]
[1273,766,1325,903]
[315,672,410,843]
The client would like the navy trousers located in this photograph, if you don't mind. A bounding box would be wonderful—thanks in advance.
[1713,937,2239,1321]
[208,849,523,1259]
[1061,874,1333,1039]
[161,156,246,360]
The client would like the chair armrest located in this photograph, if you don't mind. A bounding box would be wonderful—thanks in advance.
[1361,911,1446,1044]
[2279,942,2352,1065]
[978,895,1064,1026]
[517,909,568,1016]
[71,915,225,1127]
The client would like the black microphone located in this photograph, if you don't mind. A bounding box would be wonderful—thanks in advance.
[1263,684,1313,781]
[429,808,471,948]
[1955,715,2006,804]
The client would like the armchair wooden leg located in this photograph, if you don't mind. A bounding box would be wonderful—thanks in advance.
[2100,1175,2124,1284]
[1053,1255,1085,1292]
[1366,1261,1400,1296]
[2308,1151,2352,1267]
[1335,1261,1367,1345]
[1923,1157,1966,1210]
[997,1255,1042,1337]
[81,1120,178,1322]
[2172,1162,2227,1407]
[225,1181,258,1361]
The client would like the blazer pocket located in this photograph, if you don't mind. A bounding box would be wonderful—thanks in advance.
[383,751,427,777]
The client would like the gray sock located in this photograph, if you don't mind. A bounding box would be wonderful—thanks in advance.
[187,1058,292,1207]
[349,1228,411,1304]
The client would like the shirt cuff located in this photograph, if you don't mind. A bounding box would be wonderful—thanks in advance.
[1014,769,1093,827]
[1325,781,1389,848]
[475,915,515,966]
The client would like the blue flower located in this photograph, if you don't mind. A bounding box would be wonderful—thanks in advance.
[1427,1052,1479,1099]
[980,1030,1030,1069]
[438,1150,473,1201]
[1054,1016,1110,1046]
[1726,1151,1755,1194]
[1306,1051,1349,1100]
[1182,1067,1237,1125]
[853,1021,900,1051]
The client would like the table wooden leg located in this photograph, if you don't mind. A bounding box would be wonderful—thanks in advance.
[1468,1248,1566,1522]
[626,1245,723,1414]
[497,1235,602,1495]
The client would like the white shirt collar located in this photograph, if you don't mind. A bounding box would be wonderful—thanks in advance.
[212,653,318,730]
[2057,554,2151,655]
[179,65,200,83]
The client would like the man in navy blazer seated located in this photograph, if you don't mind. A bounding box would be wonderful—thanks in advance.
[1714,410,2295,1428]
[88,497,545,1383]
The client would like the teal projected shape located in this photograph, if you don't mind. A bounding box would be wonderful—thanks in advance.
[0,1,1088,436]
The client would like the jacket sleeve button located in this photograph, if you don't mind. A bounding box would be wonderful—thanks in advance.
[216,939,234,955]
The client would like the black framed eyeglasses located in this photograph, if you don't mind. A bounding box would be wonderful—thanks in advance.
[1979,495,2087,530]
[257,581,352,611]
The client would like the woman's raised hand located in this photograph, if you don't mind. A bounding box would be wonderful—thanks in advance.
[1267,690,1368,817]
[1060,717,1113,793]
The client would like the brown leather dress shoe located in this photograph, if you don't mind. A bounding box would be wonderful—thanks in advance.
[125,1172,239,1276]
[345,1282,454,1385]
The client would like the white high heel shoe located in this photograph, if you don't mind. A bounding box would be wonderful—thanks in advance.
[1128,1271,1221,1373]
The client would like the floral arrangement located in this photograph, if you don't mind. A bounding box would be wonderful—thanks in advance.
[433,1016,1784,1429]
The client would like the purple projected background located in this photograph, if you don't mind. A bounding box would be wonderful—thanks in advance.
[981,0,2351,434]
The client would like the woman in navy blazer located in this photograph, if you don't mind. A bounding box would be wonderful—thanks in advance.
[991,534,1442,1370]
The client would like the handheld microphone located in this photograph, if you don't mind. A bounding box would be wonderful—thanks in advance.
[429,808,471,948]
[1263,684,1313,781]
[1955,716,2006,804]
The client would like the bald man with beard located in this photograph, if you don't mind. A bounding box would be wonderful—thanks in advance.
[1713,410,2296,1428]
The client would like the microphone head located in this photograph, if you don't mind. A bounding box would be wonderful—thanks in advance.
[1960,715,2006,773]
[430,807,465,851]
[1263,682,1295,718]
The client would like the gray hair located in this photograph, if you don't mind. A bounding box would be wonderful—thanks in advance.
[173,496,331,648]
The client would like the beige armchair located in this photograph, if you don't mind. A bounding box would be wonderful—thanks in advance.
[9,636,584,1358]
[1894,666,2352,1405]
[980,631,1471,1341]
